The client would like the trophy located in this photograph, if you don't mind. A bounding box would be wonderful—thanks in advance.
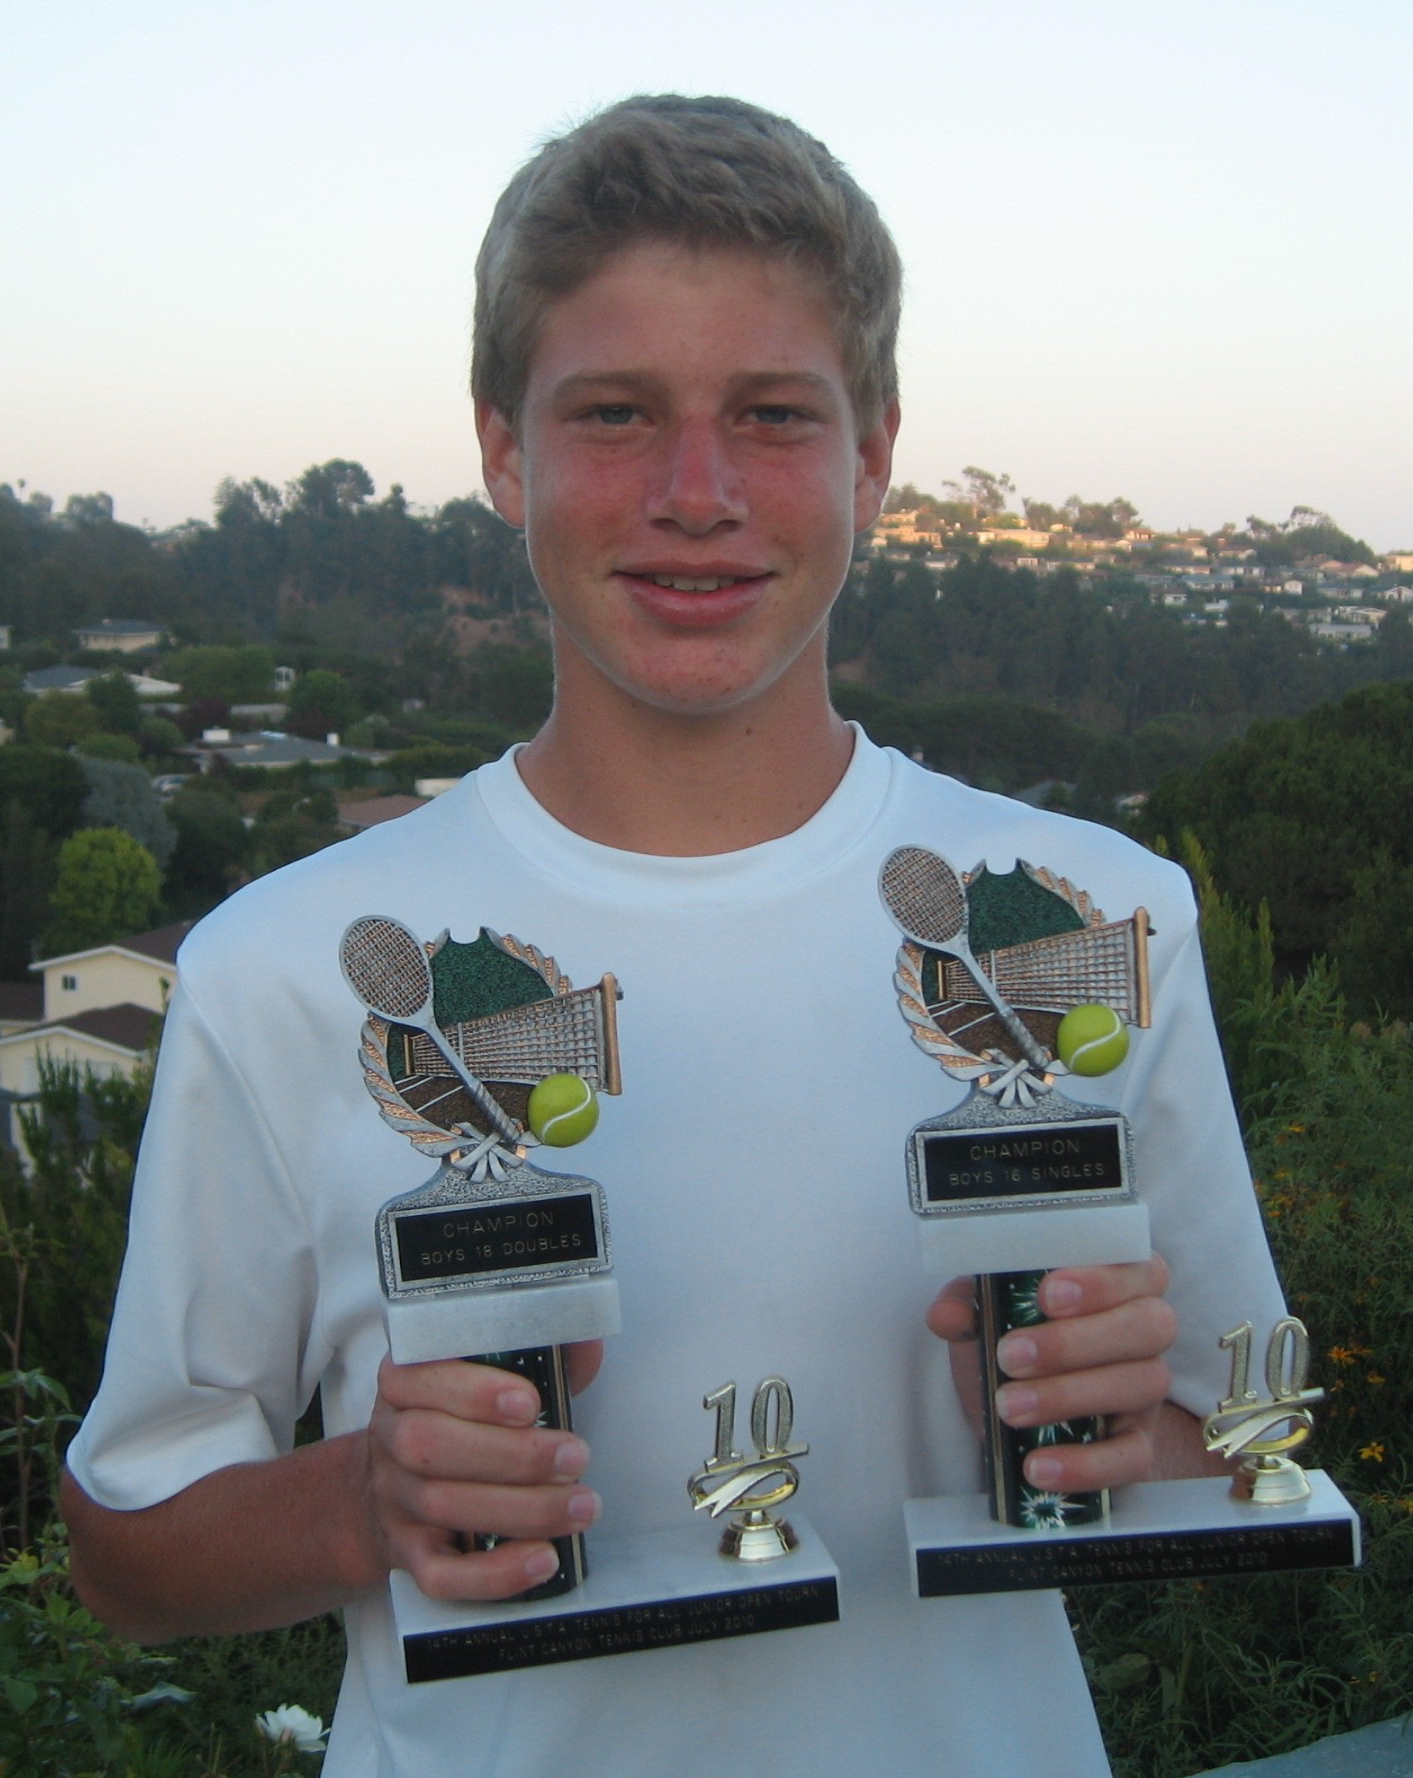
[344,918,837,1680]
[879,849,1360,1595]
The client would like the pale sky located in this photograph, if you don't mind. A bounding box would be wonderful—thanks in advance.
[3,1,1411,547]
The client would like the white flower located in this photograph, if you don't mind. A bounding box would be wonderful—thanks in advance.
[255,1703,328,1753]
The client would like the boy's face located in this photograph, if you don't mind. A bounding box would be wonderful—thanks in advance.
[478,241,896,722]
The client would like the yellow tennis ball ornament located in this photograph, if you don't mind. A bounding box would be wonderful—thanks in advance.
[526,1072,600,1146]
[1055,1003,1130,1077]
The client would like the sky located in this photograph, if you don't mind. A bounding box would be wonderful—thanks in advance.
[3,0,1411,547]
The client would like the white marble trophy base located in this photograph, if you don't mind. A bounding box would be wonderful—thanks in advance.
[905,1471,1360,1597]
[385,1274,621,1364]
[915,1198,1152,1278]
[389,1514,840,1683]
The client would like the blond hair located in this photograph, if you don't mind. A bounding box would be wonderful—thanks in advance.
[473,94,901,427]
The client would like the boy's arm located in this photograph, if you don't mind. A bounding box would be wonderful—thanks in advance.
[928,1256,1233,1494]
[63,1348,603,1644]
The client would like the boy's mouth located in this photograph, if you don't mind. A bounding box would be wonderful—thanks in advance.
[645,574,749,592]
[618,568,773,627]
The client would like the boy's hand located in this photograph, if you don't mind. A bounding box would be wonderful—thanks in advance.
[927,1257,1179,1494]
[364,1341,603,1601]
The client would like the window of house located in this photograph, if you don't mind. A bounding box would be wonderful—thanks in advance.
[61,974,77,991]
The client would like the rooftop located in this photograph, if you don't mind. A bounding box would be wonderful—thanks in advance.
[34,920,194,973]
[1,1002,164,1056]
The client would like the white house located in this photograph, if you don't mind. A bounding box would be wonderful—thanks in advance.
[74,619,168,653]
[0,922,190,1151]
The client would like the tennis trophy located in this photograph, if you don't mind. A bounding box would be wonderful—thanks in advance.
[880,848,1359,1596]
[344,918,838,1681]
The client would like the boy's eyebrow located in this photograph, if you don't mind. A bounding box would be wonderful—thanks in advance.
[548,369,840,403]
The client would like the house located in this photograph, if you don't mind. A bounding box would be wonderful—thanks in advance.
[23,664,101,696]
[22,663,180,699]
[188,730,351,771]
[975,527,1051,551]
[0,624,10,652]
[73,619,167,653]
[0,922,191,1149]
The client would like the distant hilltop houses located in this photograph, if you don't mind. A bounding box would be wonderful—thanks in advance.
[868,507,1412,640]
[12,624,372,774]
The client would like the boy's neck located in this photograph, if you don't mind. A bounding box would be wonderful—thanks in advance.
[515,641,854,857]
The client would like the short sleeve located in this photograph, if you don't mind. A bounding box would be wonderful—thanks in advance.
[66,980,331,1511]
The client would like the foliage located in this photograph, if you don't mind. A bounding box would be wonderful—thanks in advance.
[165,785,252,916]
[248,789,345,877]
[7,1061,152,1426]
[0,745,89,840]
[78,732,144,765]
[1142,680,1413,1015]
[41,828,164,958]
[24,690,101,749]
[80,758,177,869]
[0,1533,194,1776]
[1074,837,1413,1776]
[0,800,59,982]
[166,645,276,703]
[466,644,553,732]
[84,672,142,735]
[285,669,358,740]
[385,742,495,793]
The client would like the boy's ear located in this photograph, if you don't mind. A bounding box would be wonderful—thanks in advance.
[476,399,527,528]
[853,398,901,534]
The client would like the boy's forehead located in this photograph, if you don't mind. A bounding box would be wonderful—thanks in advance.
[524,237,842,382]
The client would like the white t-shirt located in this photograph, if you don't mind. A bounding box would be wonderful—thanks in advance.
[70,735,1284,1778]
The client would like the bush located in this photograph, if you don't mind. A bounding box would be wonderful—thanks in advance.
[1073,837,1413,1775]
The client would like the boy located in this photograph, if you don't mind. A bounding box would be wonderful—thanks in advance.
[64,96,1282,1775]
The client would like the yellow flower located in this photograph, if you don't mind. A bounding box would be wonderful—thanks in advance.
[1361,1443,1386,1463]
[1328,1347,1356,1366]
[1367,1372,1386,1387]
[1285,1123,1306,1134]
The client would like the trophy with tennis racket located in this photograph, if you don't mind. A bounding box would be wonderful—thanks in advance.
[342,916,623,1616]
[880,847,1359,1596]
[342,916,839,1681]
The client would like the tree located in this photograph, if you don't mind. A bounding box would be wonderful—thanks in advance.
[0,802,57,979]
[24,691,100,748]
[165,785,251,914]
[165,644,275,703]
[287,459,375,522]
[79,757,177,869]
[0,745,87,838]
[41,828,163,957]
[945,466,1014,518]
[84,672,140,734]
[467,646,553,731]
[286,668,358,738]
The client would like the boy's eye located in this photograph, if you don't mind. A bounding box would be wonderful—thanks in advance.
[751,406,798,425]
[594,405,638,426]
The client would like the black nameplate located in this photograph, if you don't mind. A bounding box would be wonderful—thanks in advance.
[402,1576,840,1682]
[919,1120,1124,1206]
[393,1192,600,1286]
[915,1517,1357,1596]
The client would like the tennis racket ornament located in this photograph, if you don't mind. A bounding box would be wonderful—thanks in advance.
[341,916,623,1604]
[879,845,1359,1596]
